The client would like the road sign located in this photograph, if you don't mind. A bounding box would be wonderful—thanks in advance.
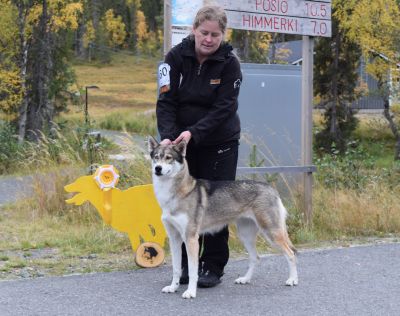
[214,0,331,37]
[170,0,203,47]
[172,0,203,26]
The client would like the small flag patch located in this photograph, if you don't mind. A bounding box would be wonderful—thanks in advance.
[210,79,221,85]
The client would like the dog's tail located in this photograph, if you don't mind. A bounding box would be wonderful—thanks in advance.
[288,238,298,255]
[278,198,298,256]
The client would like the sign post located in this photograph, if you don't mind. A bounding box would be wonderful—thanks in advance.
[163,0,172,55]
[164,0,205,49]
[301,35,314,225]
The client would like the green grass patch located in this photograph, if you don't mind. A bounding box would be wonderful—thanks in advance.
[65,53,159,127]
[20,241,36,251]
[0,119,116,176]
[97,111,156,135]
[0,255,9,261]
[6,260,27,269]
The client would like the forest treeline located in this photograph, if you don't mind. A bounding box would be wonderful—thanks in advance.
[0,0,164,143]
[0,0,399,159]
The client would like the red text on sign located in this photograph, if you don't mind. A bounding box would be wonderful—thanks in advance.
[242,14,298,32]
[255,0,289,14]
[310,20,327,35]
[305,2,327,18]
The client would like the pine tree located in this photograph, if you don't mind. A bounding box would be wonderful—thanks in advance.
[314,0,361,154]
[140,0,161,33]
[230,30,271,63]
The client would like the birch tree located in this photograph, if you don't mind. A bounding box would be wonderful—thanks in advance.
[346,0,400,160]
[0,0,36,142]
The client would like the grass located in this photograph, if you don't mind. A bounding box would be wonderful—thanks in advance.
[308,112,400,241]
[0,255,9,261]
[98,111,156,135]
[61,53,159,134]
[354,115,398,166]
[0,122,111,176]
[312,182,400,238]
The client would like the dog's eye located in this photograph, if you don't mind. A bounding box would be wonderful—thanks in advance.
[165,155,172,160]
[154,154,160,160]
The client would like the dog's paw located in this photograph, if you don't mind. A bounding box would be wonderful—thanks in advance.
[234,277,251,284]
[182,289,196,299]
[285,277,298,286]
[162,284,179,293]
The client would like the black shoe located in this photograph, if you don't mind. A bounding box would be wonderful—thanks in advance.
[179,266,189,284]
[197,270,222,288]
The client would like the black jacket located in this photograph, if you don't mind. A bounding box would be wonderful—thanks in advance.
[156,37,241,146]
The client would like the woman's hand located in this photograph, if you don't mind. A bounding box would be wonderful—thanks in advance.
[160,139,172,145]
[173,131,192,144]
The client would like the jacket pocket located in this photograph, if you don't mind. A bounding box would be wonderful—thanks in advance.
[212,142,239,180]
[199,80,220,101]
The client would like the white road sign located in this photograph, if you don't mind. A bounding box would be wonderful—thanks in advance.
[172,0,203,26]
[214,0,332,37]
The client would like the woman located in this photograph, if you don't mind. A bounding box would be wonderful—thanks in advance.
[156,5,242,288]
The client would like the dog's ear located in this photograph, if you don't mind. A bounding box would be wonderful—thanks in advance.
[175,141,187,157]
[148,136,159,153]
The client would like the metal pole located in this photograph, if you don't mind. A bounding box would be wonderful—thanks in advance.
[84,86,99,174]
[163,0,172,56]
[301,36,314,225]
[85,87,89,126]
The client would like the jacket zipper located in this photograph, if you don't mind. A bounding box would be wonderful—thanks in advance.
[197,63,202,76]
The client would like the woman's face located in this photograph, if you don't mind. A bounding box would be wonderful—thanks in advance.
[193,20,223,62]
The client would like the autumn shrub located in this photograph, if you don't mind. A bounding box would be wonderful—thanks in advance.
[311,142,400,239]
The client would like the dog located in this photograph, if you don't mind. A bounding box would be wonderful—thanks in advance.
[148,136,298,299]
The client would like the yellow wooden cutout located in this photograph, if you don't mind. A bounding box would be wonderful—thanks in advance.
[64,166,166,252]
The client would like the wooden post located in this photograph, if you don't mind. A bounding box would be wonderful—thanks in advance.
[163,0,172,56]
[301,36,314,225]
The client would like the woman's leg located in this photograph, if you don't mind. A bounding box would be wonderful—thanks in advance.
[196,140,239,281]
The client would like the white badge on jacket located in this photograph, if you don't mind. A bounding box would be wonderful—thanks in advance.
[159,63,171,94]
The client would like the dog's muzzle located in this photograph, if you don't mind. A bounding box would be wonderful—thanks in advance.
[154,165,162,176]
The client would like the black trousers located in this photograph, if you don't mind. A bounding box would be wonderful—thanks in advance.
[181,139,239,276]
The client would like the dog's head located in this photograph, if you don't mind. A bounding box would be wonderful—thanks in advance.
[148,136,187,178]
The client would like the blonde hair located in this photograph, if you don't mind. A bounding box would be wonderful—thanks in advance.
[193,6,227,34]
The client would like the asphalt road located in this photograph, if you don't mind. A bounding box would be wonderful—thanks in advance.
[1,242,399,316]
[0,175,33,206]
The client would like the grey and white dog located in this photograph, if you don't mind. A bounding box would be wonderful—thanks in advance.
[148,137,298,299]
